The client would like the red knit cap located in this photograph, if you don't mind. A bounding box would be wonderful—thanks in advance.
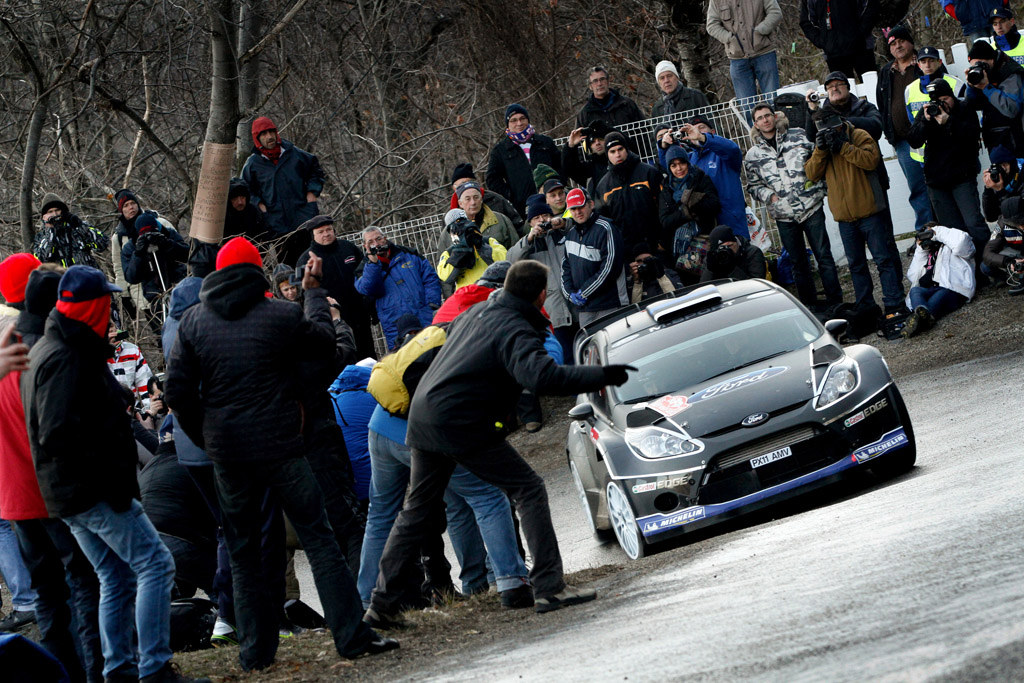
[0,253,42,304]
[216,237,263,270]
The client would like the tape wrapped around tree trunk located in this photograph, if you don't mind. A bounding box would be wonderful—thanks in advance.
[190,141,236,244]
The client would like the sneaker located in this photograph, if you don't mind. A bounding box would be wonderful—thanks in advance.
[210,618,238,648]
[901,306,933,339]
[500,584,535,609]
[0,609,35,632]
[525,422,543,433]
[139,662,211,683]
[362,607,407,630]
[534,585,597,614]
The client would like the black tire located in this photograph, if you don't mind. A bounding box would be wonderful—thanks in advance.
[869,387,917,478]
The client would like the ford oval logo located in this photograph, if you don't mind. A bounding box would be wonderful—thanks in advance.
[741,412,769,427]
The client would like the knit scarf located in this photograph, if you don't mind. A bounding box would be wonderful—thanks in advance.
[506,125,535,144]
[669,173,693,205]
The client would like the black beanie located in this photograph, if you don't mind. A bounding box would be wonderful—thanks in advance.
[968,40,998,61]
[605,132,627,152]
[451,163,475,185]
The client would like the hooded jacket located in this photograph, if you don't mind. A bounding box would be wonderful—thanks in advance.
[905,99,982,189]
[681,133,748,237]
[160,277,208,468]
[706,0,783,60]
[224,177,268,242]
[800,0,879,58]
[906,224,976,303]
[241,140,326,235]
[32,211,109,270]
[405,289,609,454]
[594,152,664,253]
[22,310,140,517]
[699,225,768,282]
[804,122,887,222]
[328,365,375,500]
[744,111,825,223]
[658,160,721,247]
[120,213,189,301]
[560,211,628,312]
[575,89,645,130]
[963,52,1024,151]
[651,84,710,119]
[507,228,574,329]
[355,245,441,350]
[486,133,562,216]
[164,264,336,462]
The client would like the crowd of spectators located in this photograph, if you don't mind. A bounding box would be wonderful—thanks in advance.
[3,4,1024,679]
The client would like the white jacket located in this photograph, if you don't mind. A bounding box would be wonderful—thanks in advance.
[905,225,976,305]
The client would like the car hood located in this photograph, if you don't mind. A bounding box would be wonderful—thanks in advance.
[613,345,819,438]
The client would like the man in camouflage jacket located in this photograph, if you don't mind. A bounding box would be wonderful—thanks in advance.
[744,104,843,308]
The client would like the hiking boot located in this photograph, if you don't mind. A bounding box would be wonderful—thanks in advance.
[139,662,211,683]
[534,585,597,614]
[525,422,543,433]
[901,306,933,339]
[210,618,238,648]
[0,609,35,632]
[500,584,535,609]
[362,607,407,630]
[344,631,400,659]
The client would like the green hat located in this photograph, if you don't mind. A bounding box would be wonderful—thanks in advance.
[532,164,560,192]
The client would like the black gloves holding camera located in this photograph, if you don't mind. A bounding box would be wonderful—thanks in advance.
[636,256,665,283]
[707,243,738,275]
[603,364,637,386]
[135,230,168,253]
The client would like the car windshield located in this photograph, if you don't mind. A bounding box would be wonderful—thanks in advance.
[609,293,822,404]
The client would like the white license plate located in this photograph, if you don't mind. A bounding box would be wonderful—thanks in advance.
[750,446,793,469]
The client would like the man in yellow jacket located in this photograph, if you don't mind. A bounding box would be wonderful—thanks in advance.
[805,110,907,321]
[436,209,507,297]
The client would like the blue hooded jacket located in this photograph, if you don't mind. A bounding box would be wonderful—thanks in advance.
[162,277,207,467]
[355,246,441,350]
[659,135,748,237]
[328,365,375,500]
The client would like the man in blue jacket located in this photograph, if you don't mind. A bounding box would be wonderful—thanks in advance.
[241,116,326,265]
[659,115,749,237]
[355,228,441,351]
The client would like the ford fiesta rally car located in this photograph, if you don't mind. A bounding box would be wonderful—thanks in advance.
[566,279,916,559]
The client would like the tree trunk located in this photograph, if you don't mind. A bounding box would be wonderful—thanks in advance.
[235,0,262,171]
[19,94,49,250]
[664,0,715,100]
[206,0,240,144]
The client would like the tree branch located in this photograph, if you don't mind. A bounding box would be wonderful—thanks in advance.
[239,0,313,66]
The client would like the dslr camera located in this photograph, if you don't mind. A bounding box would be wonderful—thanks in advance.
[636,256,664,282]
[807,92,821,104]
[989,164,1004,185]
[924,102,942,118]
[916,227,940,252]
[367,243,389,256]
[967,63,988,86]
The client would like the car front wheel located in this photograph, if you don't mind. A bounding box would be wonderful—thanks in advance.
[606,481,647,560]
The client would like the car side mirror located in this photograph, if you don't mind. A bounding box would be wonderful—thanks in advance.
[825,319,848,337]
[568,403,594,420]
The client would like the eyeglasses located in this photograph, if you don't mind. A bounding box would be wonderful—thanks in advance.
[754,113,774,122]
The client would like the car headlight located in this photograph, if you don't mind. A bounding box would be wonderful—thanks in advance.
[816,358,859,409]
[625,427,704,459]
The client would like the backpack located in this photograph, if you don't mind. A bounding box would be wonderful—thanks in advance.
[774,93,817,140]
[822,301,882,342]
[366,325,448,416]
[169,598,217,652]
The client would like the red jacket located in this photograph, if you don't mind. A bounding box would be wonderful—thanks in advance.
[0,371,48,520]
[432,284,492,324]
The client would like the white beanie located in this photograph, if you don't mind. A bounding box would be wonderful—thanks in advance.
[655,60,679,81]
[444,208,467,228]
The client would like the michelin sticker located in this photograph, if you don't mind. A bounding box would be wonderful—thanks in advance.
[638,506,706,536]
[646,367,788,417]
[853,427,907,463]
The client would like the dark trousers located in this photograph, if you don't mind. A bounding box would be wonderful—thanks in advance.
[14,518,104,683]
[213,456,372,670]
[838,209,906,311]
[305,422,367,575]
[185,464,285,629]
[158,533,216,600]
[370,441,566,615]
[927,182,990,268]
[777,207,843,307]
[516,390,543,425]
[826,50,878,82]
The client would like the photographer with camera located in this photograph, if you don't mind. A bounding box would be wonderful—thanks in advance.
[454,182,519,249]
[630,243,683,303]
[906,79,989,275]
[562,120,612,194]
[699,225,767,283]
[901,223,976,338]
[982,145,1022,225]
[437,209,508,297]
[356,227,441,351]
[744,103,842,309]
[963,39,1024,152]
[805,110,907,325]
[121,212,189,310]
[594,132,664,257]
[659,146,720,283]
[983,197,1024,294]
[31,193,109,270]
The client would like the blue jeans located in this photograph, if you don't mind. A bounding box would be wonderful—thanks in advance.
[838,210,906,311]
[0,518,37,611]
[776,207,843,306]
[731,51,779,121]
[358,431,528,606]
[894,140,935,230]
[64,500,175,679]
[909,285,966,319]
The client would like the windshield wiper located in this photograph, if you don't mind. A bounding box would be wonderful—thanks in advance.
[622,391,670,405]
[694,350,790,385]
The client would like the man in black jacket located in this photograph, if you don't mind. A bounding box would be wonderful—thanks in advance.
[165,237,395,671]
[22,265,203,683]
[224,178,268,243]
[906,79,989,269]
[121,212,189,304]
[365,261,633,626]
[963,39,1024,152]
[700,225,768,282]
[576,67,644,131]
[800,0,879,81]
[594,132,664,256]
[486,104,563,216]
[295,215,375,359]
[560,188,628,326]
[651,61,710,118]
